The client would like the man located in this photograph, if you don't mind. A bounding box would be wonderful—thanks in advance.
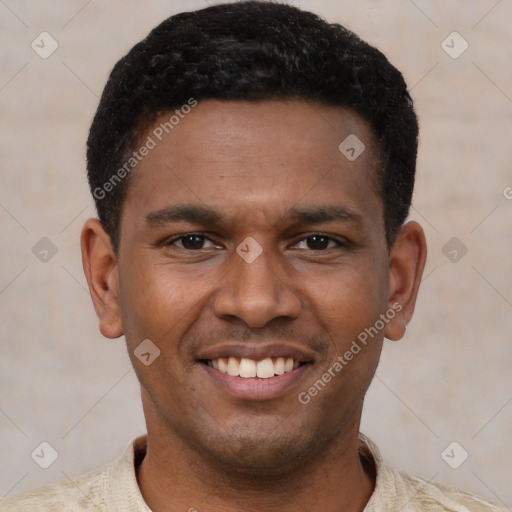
[0,1,506,511]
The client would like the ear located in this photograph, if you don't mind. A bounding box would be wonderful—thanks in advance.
[80,218,123,339]
[384,220,427,341]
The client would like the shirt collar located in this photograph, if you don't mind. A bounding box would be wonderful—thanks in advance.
[109,432,398,512]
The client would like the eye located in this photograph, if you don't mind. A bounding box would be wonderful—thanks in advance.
[294,234,345,251]
[167,234,218,250]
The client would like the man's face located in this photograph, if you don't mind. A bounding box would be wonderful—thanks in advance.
[117,100,391,471]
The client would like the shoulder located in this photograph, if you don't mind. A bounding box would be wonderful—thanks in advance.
[390,466,508,511]
[359,434,508,512]
[0,463,112,511]
[0,435,148,512]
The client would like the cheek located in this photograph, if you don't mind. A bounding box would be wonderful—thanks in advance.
[305,269,385,395]
[118,261,220,347]
[301,261,387,333]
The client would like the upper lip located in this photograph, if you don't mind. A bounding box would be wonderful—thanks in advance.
[196,343,316,363]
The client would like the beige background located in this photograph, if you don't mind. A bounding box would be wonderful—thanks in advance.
[1,0,511,506]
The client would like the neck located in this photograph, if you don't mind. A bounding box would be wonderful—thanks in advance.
[136,414,375,512]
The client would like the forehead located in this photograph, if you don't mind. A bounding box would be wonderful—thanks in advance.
[123,100,382,232]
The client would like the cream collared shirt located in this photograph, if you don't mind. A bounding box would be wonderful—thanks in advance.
[0,434,507,511]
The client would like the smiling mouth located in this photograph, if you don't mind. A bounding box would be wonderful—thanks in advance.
[199,357,307,379]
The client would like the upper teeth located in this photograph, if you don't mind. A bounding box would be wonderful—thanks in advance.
[209,357,300,379]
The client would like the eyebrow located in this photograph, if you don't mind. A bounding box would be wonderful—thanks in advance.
[286,205,363,226]
[145,205,222,227]
[145,204,363,228]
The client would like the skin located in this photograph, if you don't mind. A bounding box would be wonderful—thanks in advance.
[81,100,427,512]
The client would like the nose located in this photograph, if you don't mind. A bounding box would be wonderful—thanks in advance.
[212,244,301,329]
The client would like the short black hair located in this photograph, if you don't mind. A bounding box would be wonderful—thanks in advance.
[87,0,418,252]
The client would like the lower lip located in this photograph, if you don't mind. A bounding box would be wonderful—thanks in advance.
[200,363,313,401]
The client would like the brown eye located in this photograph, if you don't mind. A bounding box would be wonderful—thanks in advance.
[292,234,347,252]
[162,233,221,252]
[180,235,206,249]
[305,235,331,250]
[166,234,216,250]
[307,235,330,251]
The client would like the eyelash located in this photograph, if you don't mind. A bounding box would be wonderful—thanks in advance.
[163,233,348,251]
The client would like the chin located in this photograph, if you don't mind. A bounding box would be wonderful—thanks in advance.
[194,417,321,474]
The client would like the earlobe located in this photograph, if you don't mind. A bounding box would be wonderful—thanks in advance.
[384,221,427,342]
[81,218,124,339]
